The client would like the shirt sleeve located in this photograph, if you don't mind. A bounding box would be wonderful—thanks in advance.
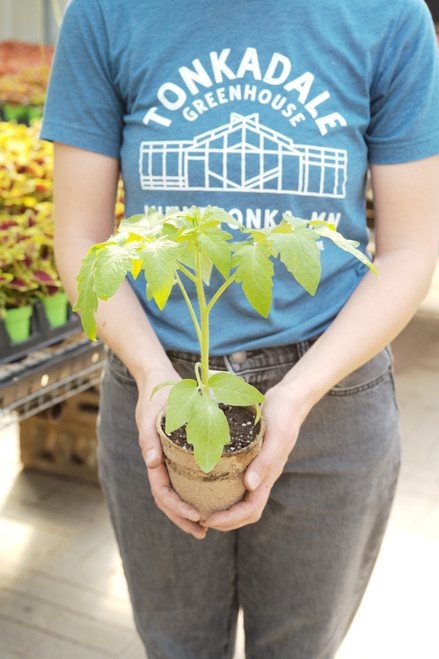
[366,0,439,164]
[40,0,124,159]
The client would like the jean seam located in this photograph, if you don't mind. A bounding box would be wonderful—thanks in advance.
[106,361,137,387]
[329,367,392,396]
[224,533,239,659]
[227,361,298,377]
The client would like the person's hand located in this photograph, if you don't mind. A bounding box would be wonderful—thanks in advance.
[203,381,306,532]
[135,365,208,540]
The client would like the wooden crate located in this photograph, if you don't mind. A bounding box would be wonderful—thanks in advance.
[19,387,100,482]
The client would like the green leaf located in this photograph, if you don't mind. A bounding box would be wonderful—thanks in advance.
[73,247,100,340]
[184,205,203,226]
[198,225,232,279]
[232,242,274,317]
[204,205,241,228]
[139,238,180,309]
[270,224,321,296]
[199,250,214,286]
[281,212,309,230]
[208,372,265,406]
[150,380,178,399]
[119,210,164,239]
[165,379,199,433]
[175,244,197,272]
[186,396,230,473]
[310,222,378,276]
[179,236,213,285]
[94,241,139,300]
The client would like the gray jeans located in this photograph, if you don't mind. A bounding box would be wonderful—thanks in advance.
[97,340,401,659]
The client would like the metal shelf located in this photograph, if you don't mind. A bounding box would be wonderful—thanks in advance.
[0,331,105,429]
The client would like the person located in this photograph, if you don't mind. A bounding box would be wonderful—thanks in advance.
[41,1,439,657]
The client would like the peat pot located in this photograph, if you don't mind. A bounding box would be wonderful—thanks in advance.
[156,406,265,520]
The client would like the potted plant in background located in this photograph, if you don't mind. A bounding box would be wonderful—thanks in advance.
[74,205,376,517]
[0,118,126,350]
[0,208,67,338]
[0,41,54,123]
[0,119,68,344]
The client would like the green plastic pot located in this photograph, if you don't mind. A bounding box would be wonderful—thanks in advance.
[42,291,69,327]
[3,104,29,122]
[27,105,44,120]
[4,305,33,343]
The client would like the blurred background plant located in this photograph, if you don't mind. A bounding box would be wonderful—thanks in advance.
[0,22,119,335]
[0,41,54,121]
[0,119,125,320]
[0,120,58,316]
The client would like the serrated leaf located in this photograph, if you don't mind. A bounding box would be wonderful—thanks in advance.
[139,238,180,309]
[119,210,164,238]
[310,222,378,276]
[164,213,193,234]
[94,242,138,300]
[232,243,274,317]
[175,241,196,270]
[243,227,272,243]
[198,225,232,279]
[204,205,240,227]
[270,225,321,296]
[165,379,199,432]
[281,212,309,230]
[161,222,180,242]
[181,238,213,284]
[198,248,214,285]
[73,247,100,340]
[131,259,142,280]
[208,372,265,406]
[186,396,230,473]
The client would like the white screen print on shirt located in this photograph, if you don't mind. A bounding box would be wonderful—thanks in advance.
[140,47,348,233]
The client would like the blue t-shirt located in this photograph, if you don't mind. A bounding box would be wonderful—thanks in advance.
[41,0,439,354]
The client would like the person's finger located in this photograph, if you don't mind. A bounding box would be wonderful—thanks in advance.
[147,462,198,516]
[204,485,269,531]
[142,440,163,469]
[243,430,287,493]
[137,401,166,468]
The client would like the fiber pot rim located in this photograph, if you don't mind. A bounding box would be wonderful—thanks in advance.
[155,404,265,459]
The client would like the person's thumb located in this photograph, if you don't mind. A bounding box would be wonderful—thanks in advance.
[136,400,165,469]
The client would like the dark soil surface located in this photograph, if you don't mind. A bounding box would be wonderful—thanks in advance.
[162,404,261,455]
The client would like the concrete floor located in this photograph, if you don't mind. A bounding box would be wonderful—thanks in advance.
[0,270,438,658]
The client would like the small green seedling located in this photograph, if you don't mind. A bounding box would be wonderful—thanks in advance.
[74,205,376,472]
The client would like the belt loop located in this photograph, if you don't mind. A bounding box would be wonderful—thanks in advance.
[223,353,236,374]
[296,341,309,359]
[297,334,320,358]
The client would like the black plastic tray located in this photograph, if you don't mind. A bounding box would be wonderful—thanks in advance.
[0,330,105,418]
[0,301,82,365]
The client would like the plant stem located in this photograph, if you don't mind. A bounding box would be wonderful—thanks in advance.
[177,263,198,285]
[195,253,210,387]
[174,272,202,347]
[206,273,236,314]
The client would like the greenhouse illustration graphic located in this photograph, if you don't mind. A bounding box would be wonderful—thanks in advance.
[139,113,347,198]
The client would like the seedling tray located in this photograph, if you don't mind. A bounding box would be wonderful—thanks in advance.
[0,301,82,365]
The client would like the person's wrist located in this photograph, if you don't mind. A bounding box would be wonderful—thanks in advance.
[271,369,321,426]
[131,359,178,394]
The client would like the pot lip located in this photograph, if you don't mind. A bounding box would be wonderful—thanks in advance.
[156,404,265,458]
[5,304,33,317]
[42,290,68,304]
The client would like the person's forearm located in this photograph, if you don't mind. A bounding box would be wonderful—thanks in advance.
[280,247,436,419]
